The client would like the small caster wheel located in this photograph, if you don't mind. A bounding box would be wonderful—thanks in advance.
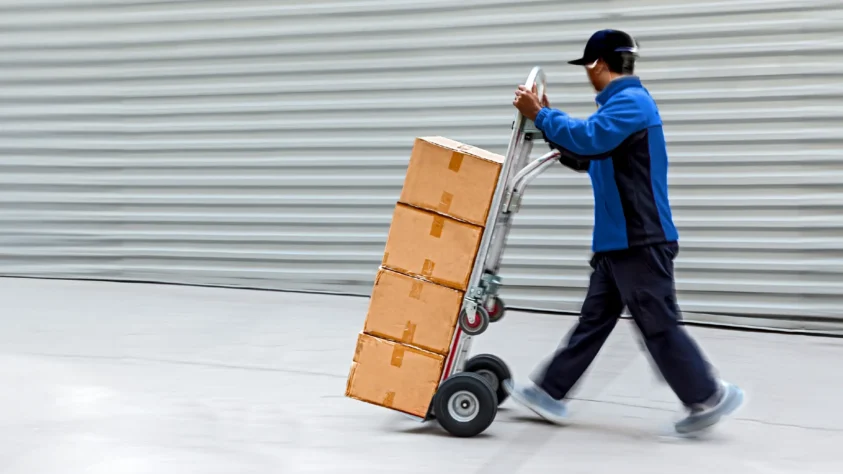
[434,372,497,437]
[486,296,506,323]
[459,306,490,336]
[465,354,512,405]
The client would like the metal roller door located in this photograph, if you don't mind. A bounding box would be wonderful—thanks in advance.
[0,0,841,332]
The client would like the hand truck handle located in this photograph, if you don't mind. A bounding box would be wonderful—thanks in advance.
[526,66,548,104]
[514,66,547,130]
[504,149,561,212]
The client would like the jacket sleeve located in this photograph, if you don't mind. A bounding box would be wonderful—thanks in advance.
[534,94,644,157]
[541,131,590,173]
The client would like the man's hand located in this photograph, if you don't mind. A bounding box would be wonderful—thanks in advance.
[513,84,545,121]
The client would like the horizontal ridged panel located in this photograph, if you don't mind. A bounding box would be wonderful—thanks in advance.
[1,0,841,330]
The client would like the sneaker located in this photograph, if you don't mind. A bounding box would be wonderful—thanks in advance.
[503,379,568,425]
[674,380,745,435]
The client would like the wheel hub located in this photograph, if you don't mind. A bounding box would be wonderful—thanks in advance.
[448,390,479,422]
[465,312,480,328]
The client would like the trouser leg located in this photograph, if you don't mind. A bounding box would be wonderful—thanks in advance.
[538,256,624,400]
[609,243,719,407]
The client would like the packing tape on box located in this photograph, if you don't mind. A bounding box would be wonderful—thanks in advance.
[409,280,424,300]
[429,216,444,238]
[402,321,417,344]
[391,345,405,368]
[438,192,453,214]
[383,391,396,408]
[448,152,464,172]
[421,259,435,278]
[353,338,365,361]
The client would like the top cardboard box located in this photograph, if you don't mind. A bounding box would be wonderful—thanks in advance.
[400,137,504,227]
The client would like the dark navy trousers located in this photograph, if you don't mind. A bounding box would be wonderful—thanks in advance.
[538,242,719,407]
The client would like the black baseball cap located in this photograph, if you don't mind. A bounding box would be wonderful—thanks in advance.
[568,29,639,66]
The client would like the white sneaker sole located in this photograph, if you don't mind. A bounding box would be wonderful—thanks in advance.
[504,381,568,426]
[674,382,745,435]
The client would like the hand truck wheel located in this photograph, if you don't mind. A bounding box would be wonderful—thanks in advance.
[465,354,512,405]
[433,372,497,437]
[486,296,506,323]
[459,306,490,336]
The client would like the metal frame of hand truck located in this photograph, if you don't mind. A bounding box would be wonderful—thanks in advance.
[406,66,563,437]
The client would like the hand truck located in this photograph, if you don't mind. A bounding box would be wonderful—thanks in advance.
[411,67,563,437]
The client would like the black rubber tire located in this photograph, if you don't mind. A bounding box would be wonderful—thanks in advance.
[465,354,512,405]
[434,372,498,438]
[487,296,506,323]
[459,306,490,336]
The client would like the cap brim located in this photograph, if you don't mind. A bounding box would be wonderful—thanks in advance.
[567,57,591,66]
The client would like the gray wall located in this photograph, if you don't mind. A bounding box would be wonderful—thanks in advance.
[1,0,842,332]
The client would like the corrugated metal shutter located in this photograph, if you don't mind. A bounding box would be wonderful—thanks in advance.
[1,0,841,332]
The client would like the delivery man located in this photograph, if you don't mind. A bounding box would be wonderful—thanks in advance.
[508,29,744,435]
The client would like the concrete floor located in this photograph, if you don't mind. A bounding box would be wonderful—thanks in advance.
[0,278,840,474]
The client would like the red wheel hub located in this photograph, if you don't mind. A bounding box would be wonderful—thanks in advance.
[465,312,482,328]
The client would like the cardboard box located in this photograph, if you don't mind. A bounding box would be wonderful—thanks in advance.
[400,137,504,227]
[364,268,462,355]
[382,203,483,291]
[346,333,445,418]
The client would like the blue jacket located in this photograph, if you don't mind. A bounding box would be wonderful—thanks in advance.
[535,76,678,253]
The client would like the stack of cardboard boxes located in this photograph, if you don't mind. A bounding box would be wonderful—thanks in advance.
[346,137,504,417]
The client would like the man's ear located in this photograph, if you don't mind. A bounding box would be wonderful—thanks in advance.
[596,59,608,74]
